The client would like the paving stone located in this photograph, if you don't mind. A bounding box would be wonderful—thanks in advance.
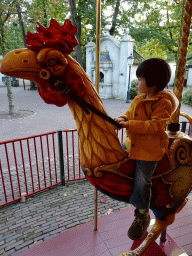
[8,223,24,231]
[50,226,66,234]
[42,226,58,234]
[28,240,43,248]
[1,239,17,250]
[0,248,5,254]
[65,221,80,229]
[0,240,4,246]
[26,215,42,223]
[47,216,58,222]
[43,234,58,241]
[33,233,49,242]
[6,234,22,243]
[15,240,33,251]
[0,227,8,234]
[5,240,24,251]
[42,212,54,218]
[32,220,46,227]
[2,248,16,256]
[24,232,42,242]
[12,246,29,256]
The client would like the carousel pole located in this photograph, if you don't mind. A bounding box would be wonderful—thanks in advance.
[95,0,101,93]
[169,0,192,133]
[94,0,101,232]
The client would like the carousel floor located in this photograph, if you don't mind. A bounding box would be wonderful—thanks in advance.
[19,193,192,256]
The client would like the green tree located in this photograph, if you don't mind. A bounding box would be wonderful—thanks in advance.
[122,0,183,61]
[68,0,97,67]
[2,0,190,70]
[26,0,69,29]
[101,0,184,61]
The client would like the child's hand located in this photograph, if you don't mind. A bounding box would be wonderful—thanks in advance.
[114,118,129,129]
[119,120,129,129]
[114,117,126,123]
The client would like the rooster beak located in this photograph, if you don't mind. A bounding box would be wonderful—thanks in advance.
[0,48,41,82]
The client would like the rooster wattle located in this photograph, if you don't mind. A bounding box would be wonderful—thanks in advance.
[1,19,192,255]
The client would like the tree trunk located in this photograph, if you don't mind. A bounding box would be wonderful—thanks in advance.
[68,0,83,67]
[75,16,83,67]
[109,0,121,35]
[0,25,14,114]
[166,3,173,40]
[42,0,48,27]
[6,77,14,114]
[16,4,26,47]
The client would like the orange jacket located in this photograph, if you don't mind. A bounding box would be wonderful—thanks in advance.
[119,90,179,161]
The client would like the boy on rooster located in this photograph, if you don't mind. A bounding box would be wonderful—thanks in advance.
[115,58,179,240]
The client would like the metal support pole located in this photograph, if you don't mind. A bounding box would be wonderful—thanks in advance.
[93,0,101,231]
[96,0,101,93]
[94,187,98,231]
[126,65,131,103]
[181,121,187,133]
[160,229,167,243]
[57,130,65,186]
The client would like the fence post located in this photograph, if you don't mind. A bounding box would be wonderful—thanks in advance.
[57,130,65,186]
[181,121,187,133]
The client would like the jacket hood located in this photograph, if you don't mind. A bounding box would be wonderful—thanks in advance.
[155,89,179,115]
[139,89,179,115]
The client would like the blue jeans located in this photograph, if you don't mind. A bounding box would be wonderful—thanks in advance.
[122,143,158,209]
[129,160,158,209]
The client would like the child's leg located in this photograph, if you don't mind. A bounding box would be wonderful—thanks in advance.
[121,143,127,150]
[129,160,158,209]
[128,160,158,240]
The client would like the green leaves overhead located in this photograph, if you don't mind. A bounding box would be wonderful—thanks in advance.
[0,0,190,63]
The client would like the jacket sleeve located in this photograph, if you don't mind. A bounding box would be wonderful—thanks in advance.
[128,98,172,135]
[118,108,131,121]
[118,98,136,120]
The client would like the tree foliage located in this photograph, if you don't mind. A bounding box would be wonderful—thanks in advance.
[0,0,191,65]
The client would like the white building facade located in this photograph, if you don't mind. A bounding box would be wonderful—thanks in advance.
[85,27,192,99]
[86,26,144,100]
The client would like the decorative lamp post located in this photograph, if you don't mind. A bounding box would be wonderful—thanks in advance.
[126,53,134,103]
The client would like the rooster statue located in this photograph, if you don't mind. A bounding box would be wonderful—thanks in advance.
[1,19,192,255]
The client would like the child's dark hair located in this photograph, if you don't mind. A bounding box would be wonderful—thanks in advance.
[136,58,171,92]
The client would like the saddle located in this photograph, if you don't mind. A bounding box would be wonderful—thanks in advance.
[84,131,192,210]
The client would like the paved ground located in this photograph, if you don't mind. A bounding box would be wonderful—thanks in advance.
[0,180,130,256]
[1,86,191,142]
[0,86,131,142]
[0,85,192,256]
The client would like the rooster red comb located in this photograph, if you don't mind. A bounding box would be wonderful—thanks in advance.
[26,19,78,54]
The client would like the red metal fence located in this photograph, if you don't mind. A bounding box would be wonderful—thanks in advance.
[0,131,59,207]
[0,123,191,208]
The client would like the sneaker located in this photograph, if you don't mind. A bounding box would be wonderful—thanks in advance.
[127,209,150,240]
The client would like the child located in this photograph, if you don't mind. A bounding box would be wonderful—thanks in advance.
[115,58,179,240]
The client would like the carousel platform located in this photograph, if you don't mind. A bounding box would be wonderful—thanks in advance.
[18,194,192,256]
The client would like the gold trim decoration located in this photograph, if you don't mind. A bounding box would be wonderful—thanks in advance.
[180,112,192,125]
[162,164,192,208]
[82,157,134,179]
[168,136,192,169]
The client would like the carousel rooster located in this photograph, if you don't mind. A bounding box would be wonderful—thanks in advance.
[1,19,192,255]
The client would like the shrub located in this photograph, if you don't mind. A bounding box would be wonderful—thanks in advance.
[130,79,138,99]
[182,89,192,106]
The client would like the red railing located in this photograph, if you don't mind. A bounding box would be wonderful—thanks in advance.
[0,131,60,207]
[0,122,191,208]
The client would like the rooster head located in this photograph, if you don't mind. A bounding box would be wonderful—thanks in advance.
[0,19,86,107]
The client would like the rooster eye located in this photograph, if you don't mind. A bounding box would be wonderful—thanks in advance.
[48,58,56,67]
[39,69,50,80]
